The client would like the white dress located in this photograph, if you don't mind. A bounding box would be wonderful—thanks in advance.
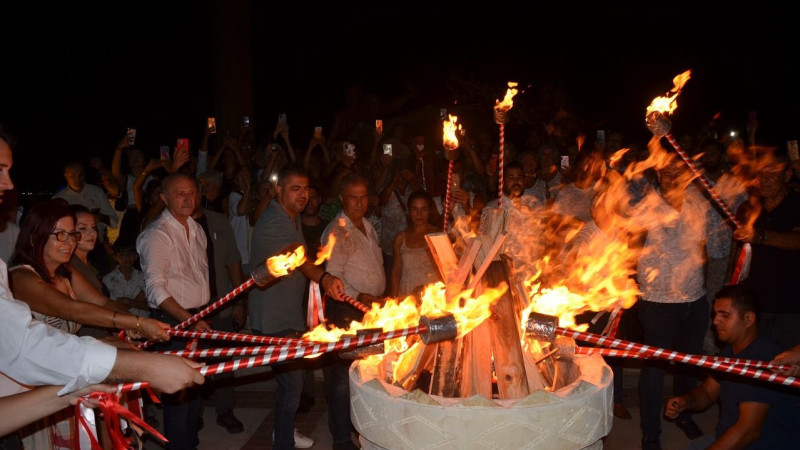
[397,233,441,297]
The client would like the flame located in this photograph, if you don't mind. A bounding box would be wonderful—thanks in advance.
[443,114,461,151]
[266,245,306,277]
[646,70,691,117]
[576,133,585,151]
[495,81,519,112]
[314,233,336,265]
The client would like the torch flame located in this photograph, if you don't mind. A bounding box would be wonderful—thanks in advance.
[646,70,691,117]
[443,114,461,151]
[314,233,336,265]
[266,245,306,277]
[495,81,519,112]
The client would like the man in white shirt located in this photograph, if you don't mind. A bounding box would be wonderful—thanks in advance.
[0,126,204,445]
[53,161,119,236]
[137,172,211,450]
[321,173,385,450]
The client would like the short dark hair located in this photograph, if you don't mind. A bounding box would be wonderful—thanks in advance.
[338,173,369,196]
[277,164,309,187]
[0,124,17,149]
[504,161,524,173]
[715,284,760,321]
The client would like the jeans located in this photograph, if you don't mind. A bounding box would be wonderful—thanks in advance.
[322,353,354,444]
[150,309,204,450]
[638,297,709,439]
[253,329,305,450]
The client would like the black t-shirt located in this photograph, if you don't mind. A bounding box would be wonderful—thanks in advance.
[744,190,800,313]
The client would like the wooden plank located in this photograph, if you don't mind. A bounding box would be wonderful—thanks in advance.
[430,339,463,397]
[483,260,530,399]
[459,319,493,398]
[468,232,508,291]
[425,232,459,282]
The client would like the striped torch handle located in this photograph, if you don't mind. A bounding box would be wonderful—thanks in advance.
[443,160,454,231]
[576,347,793,371]
[560,327,800,389]
[662,131,741,228]
[165,329,314,347]
[115,325,426,394]
[139,278,256,349]
[340,293,371,314]
[498,123,505,208]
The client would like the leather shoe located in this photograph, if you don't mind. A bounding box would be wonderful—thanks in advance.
[676,418,703,440]
[613,402,631,420]
[216,411,244,434]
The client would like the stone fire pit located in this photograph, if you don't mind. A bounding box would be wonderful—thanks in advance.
[350,352,612,449]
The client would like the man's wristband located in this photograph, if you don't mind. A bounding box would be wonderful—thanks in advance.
[318,271,330,285]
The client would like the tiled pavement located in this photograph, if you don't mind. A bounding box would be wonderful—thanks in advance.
[141,360,720,450]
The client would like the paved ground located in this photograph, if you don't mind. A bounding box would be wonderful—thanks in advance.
[136,356,720,450]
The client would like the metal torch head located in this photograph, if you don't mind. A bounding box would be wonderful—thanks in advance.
[250,262,273,287]
[419,313,458,344]
[524,312,559,342]
[443,147,460,161]
[493,108,510,125]
[645,111,672,137]
[340,342,387,360]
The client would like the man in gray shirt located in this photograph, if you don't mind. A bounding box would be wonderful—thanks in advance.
[249,164,343,450]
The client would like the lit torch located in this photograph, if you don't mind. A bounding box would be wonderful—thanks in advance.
[645,70,748,283]
[494,82,518,208]
[442,114,461,231]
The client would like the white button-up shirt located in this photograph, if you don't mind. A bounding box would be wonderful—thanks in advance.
[137,209,210,309]
[0,259,116,395]
[323,212,385,299]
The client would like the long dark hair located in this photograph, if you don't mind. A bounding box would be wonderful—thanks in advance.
[405,189,440,229]
[13,198,75,283]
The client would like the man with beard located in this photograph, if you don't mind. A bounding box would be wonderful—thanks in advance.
[479,162,542,278]
[248,164,344,449]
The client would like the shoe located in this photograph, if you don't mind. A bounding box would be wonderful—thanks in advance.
[613,403,632,420]
[676,418,703,440]
[641,436,661,450]
[273,429,315,448]
[216,411,244,434]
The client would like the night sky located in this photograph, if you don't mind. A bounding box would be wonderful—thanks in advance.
[2,1,798,197]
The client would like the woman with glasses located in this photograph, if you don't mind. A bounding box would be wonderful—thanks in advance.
[8,199,170,448]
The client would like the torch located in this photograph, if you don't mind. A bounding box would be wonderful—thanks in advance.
[494,82,518,208]
[645,70,753,284]
[137,243,307,349]
[442,114,461,231]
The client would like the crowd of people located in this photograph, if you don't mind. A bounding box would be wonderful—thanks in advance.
[1,82,800,450]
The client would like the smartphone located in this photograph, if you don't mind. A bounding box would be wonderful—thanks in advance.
[126,128,136,146]
[451,173,461,191]
[375,119,383,136]
[278,113,287,125]
[176,138,190,155]
[561,155,570,169]
[269,173,278,183]
[207,117,217,134]
[382,143,392,156]
[314,126,323,139]
[596,130,606,146]
[344,142,356,158]
[242,116,251,127]
[159,145,171,161]
[788,140,799,161]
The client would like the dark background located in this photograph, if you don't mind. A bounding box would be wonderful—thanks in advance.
[2,1,798,198]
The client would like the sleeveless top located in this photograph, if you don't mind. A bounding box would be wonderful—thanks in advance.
[397,233,441,297]
[9,264,81,335]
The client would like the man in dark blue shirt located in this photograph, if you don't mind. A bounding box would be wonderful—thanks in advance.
[665,285,798,449]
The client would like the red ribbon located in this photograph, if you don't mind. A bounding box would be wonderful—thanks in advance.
[75,390,167,450]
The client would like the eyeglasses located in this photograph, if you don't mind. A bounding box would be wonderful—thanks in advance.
[50,231,82,243]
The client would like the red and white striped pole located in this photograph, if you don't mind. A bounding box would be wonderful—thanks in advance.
[443,160,455,231]
[498,123,505,207]
[163,329,314,347]
[575,347,793,372]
